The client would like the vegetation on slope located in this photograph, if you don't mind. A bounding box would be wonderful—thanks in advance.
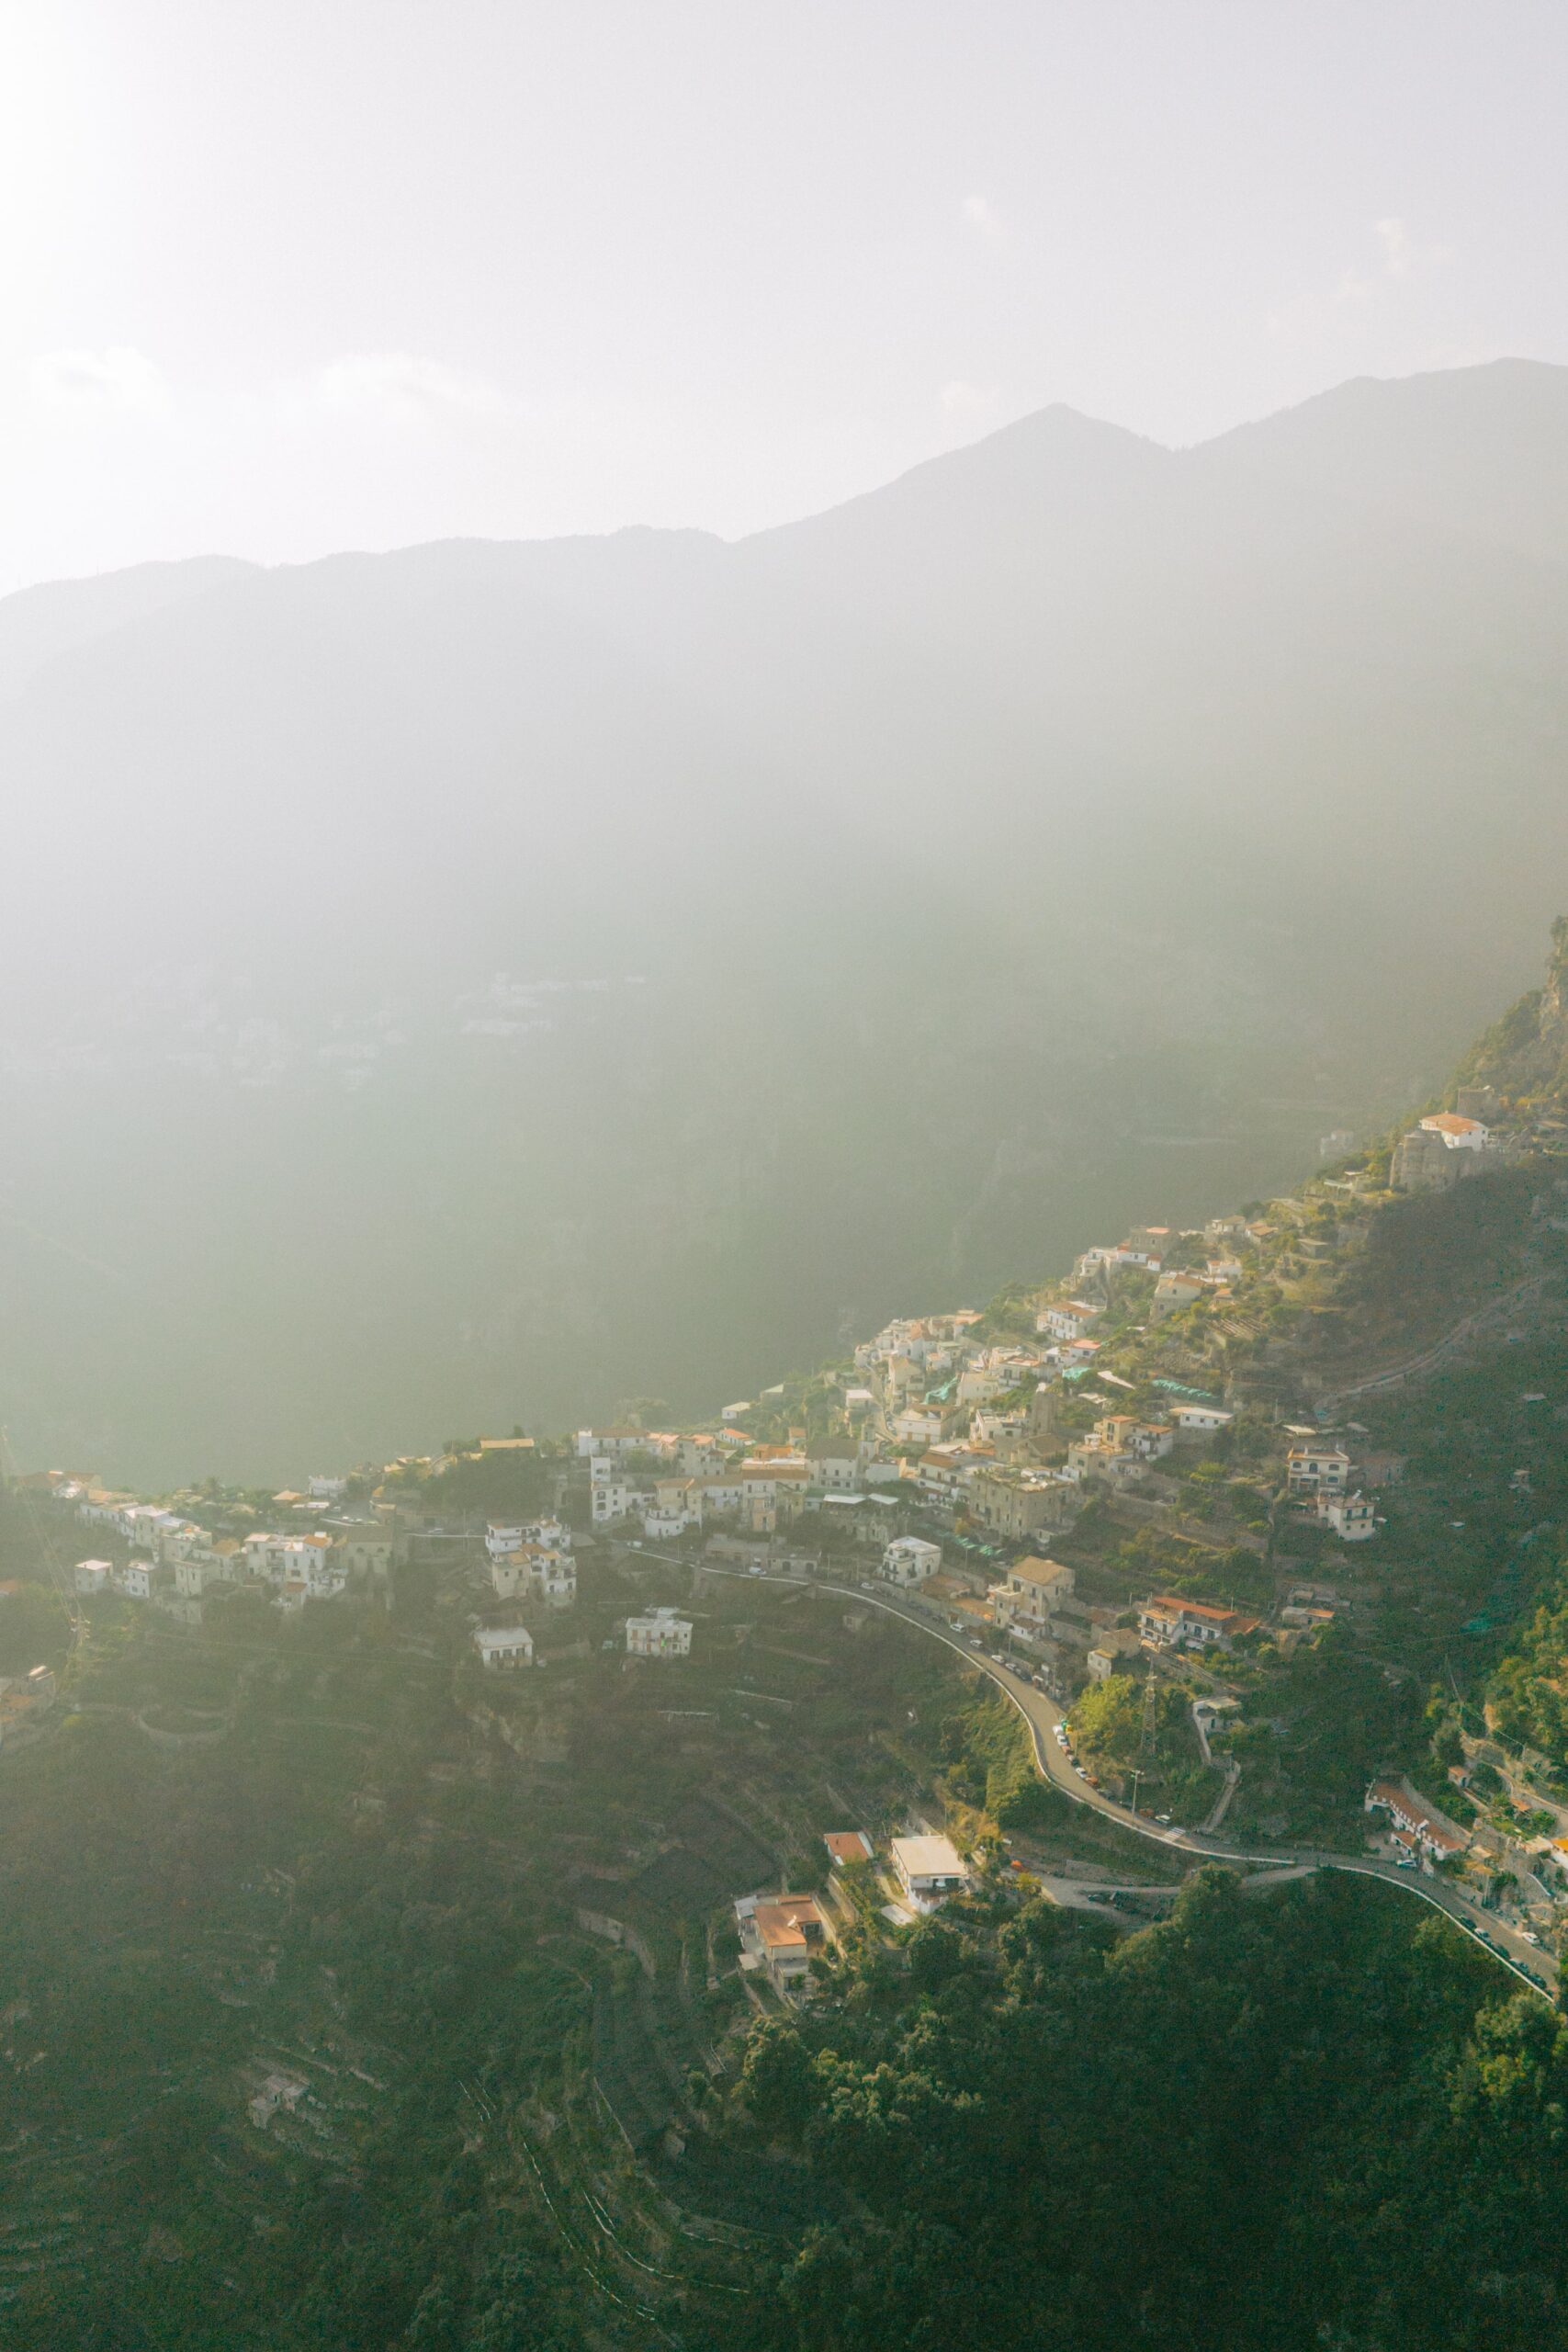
[716,1871,1568,2352]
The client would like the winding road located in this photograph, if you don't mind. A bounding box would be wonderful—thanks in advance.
[658,1547,1561,2004]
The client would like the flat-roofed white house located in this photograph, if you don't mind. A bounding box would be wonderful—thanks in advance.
[1319,1491,1377,1542]
[1171,1403,1234,1437]
[891,1834,968,1912]
[474,1624,534,1669]
[73,1559,111,1594]
[882,1535,942,1588]
[626,1607,692,1658]
[1036,1299,1102,1341]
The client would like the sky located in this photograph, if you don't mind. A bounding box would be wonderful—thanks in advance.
[3,0,1564,591]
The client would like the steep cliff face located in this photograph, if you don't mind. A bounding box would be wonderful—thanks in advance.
[1540,915,1568,1048]
[1459,917,1568,1096]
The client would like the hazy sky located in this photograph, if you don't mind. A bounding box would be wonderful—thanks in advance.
[4,0,1563,590]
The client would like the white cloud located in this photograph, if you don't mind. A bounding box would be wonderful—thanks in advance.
[1375,216,1453,280]
[29,345,169,415]
[961,193,1006,242]
[1266,219,1457,344]
[303,351,511,426]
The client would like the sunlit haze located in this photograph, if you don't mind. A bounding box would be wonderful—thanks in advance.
[5,0,1567,587]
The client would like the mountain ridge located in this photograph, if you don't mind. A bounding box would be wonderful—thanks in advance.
[4,356,1568,1481]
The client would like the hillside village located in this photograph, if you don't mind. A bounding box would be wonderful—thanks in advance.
[12,1052,1568,1962]
[9,953,1568,2352]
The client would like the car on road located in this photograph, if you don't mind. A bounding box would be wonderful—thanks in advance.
[1156,1814,1171,1826]
[748,1564,763,1575]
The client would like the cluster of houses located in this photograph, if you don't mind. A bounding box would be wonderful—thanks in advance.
[548,1199,1407,1692]
[28,1157,1427,1687]
[1284,1443,1380,1542]
[50,1473,400,1621]
[472,1602,693,1673]
[734,1825,970,1993]
[485,1514,577,1607]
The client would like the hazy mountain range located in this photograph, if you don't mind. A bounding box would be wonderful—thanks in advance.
[4,357,1567,1483]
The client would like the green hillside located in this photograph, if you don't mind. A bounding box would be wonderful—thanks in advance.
[7,930,1568,2346]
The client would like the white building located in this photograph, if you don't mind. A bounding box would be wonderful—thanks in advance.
[1138,1596,1260,1651]
[309,1475,347,1502]
[1320,1490,1377,1542]
[1036,1299,1102,1341]
[474,1623,535,1670]
[1151,1272,1205,1320]
[891,1835,968,1913]
[518,1516,571,1551]
[891,1405,947,1448]
[244,1531,336,1584]
[881,1535,942,1588]
[1418,1113,1490,1153]
[73,1559,111,1595]
[1170,1404,1234,1437]
[1364,1777,1468,1863]
[175,1555,234,1599]
[990,1555,1075,1637]
[626,1607,693,1658]
[806,1448,861,1491]
[491,1543,576,1606]
[157,1521,213,1563]
[486,1521,525,1559]
[334,1532,397,1579]
[116,1562,153,1600]
[590,1463,640,1526]
[1286,1446,1351,1496]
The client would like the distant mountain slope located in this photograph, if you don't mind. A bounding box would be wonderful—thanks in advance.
[1202,357,1568,565]
[2,361,1567,1482]
[0,554,259,704]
